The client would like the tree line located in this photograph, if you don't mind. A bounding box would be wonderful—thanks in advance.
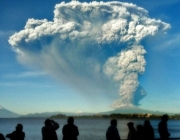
[50,113,180,119]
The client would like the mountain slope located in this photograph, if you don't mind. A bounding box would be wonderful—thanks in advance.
[0,106,20,118]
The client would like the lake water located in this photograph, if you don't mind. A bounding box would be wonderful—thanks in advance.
[0,118,180,140]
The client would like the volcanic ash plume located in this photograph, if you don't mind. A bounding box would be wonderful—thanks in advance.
[8,1,170,108]
[104,45,146,108]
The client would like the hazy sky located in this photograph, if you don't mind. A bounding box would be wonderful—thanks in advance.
[1,0,180,115]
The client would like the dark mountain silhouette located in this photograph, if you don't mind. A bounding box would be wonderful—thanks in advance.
[0,105,20,118]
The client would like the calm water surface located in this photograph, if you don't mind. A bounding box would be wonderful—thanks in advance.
[0,118,180,140]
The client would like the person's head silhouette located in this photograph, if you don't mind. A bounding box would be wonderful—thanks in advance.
[16,124,23,131]
[127,122,134,130]
[110,119,117,127]
[144,120,150,126]
[68,117,74,125]
[137,124,143,131]
[44,119,51,126]
[162,115,168,122]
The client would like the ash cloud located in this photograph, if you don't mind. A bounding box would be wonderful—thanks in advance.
[8,1,170,108]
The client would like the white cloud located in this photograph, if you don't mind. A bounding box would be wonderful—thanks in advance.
[0,30,14,37]
[131,0,180,10]
[3,71,47,79]
[0,82,53,88]
[8,1,170,108]
[0,30,15,48]
[155,34,180,51]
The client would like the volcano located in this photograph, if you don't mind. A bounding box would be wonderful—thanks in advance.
[0,105,20,118]
[101,105,165,115]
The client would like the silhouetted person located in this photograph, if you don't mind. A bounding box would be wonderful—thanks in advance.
[42,119,59,140]
[158,115,170,140]
[6,124,25,140]
[0,133,5,140]
[106,119,121,140]
[62,117,79,140]
[136,125,143,140]
[143,120,154,140]
[127,122,137,140]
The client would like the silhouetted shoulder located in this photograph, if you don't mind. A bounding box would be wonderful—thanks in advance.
[158,115,170,140]
[42,119,59,140]
[127,122,137,140]
[6,131,25,140]
[106,119,121,140]
[136,125,143,140]
[6,124,25,140]
[0,133,5,140]
[143,120,154,140]
[62,117,79,140]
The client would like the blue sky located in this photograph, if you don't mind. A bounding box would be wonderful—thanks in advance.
[1,0,180,115]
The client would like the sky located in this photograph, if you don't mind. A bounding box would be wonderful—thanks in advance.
[1,0,180,115]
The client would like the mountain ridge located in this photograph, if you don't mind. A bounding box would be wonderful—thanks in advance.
[21,105,170,118]
[0,105,174,118]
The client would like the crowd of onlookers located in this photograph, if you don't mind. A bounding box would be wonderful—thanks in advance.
[106,114,170,140]
[0,114,170,140]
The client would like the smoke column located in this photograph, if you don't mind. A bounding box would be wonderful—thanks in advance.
[9,1,170,108]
